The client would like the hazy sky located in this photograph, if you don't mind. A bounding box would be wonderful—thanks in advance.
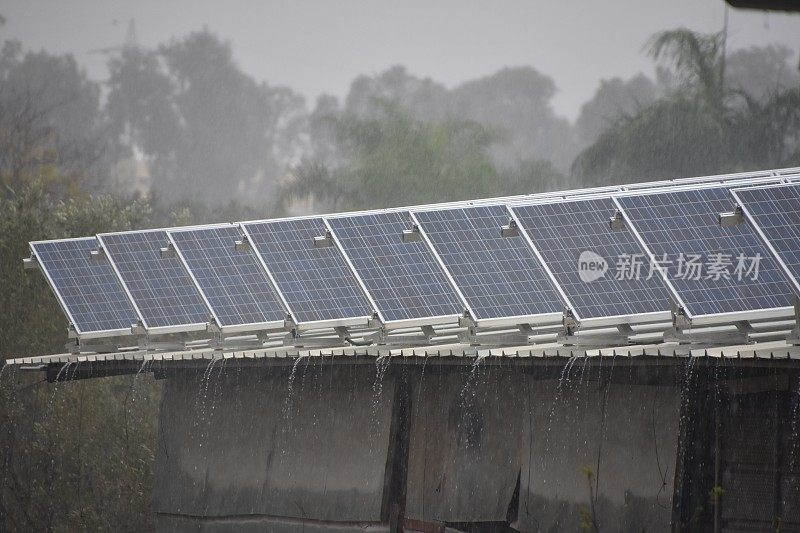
[3,0,799,120]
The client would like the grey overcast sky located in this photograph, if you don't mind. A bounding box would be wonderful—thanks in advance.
[3,0,799,120]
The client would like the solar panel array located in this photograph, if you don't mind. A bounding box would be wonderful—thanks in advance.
[326,212,464,323]
[99,230,209,330]
[616,187,796,318]
[732,183,800,292]
[168,226,287,328]
[243,218,373,324]
[413,205,563,321]
[27,169,800,339]
[512,198,675,321]
[30,238,140,335]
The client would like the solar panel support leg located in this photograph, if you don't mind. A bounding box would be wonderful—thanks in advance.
[787,297,800,346]
[65,339,81,355]
[64,339,118,354]
[283,327,350,348]
[136,335,187,352]
[663,328,750,346]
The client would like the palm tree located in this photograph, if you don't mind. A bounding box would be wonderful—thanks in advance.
[646,29,728,117]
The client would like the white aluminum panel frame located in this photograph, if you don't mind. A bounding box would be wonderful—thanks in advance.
[97,227,211,335]
[508,194,689,327]
[166,224,286,335]
[29,237,141,340]
[407,205,567,328]
[240,222,372,331]
[611,182,796,326]
[730,183,800,297]
[322,214,463,330]
[321,216,386,325]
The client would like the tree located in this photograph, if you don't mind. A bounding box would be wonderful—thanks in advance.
[449,67,577,171]
[0,179,161,532]
[646,29,727,115]
[572,29,800,184]
[575,74,659,147]
[283,103,568,213]
[726,45,799,103]
[107,30,307,204]
[0,41,112,196]
[572,97,729,185]
[344,65,449,122]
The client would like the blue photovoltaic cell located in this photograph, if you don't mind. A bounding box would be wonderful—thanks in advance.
[513,198,675,320]
[100,230,210,329]
[168,226,286,327]
[243,219,373,323]
[734,184,800,287]
[31,238,139,334]
[414,205,563,320]
[617,187,795,317]
[327,212,463,322]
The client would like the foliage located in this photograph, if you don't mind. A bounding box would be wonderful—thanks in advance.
[573,28,800,184]
[647,29,727,113]
[281,103,569,213]
[726,45,800,103]
[0,42,112,196]
[575,74,659,147]
[107,31,306,204]
[329,64,578,173]
[572,96,730,184]
[0,372,160,532]
[0,180,163,531]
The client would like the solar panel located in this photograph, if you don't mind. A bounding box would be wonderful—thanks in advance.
[732,183,800,292]
[512,198,675,321]
[242,219,373,325]
[413,205,563,322]
[30,238,139,336]
[99,230,210,331]
[167,225,287,329]
[326,212,464,323]
[616,187,795,320]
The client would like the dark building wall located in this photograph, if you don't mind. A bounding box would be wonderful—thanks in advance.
[153,361,397,532]
[151,359,799,532]
[674,368,800,531]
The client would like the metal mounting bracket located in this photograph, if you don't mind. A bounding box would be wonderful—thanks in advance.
[206,318,222,334]
[64,338,119,355]
[234,234,252,252]
[160,242,177,259]
[23,255,39,271]
[368,311,383,328]
[402,224,422,243]
[719,205,745,227]
[562,308,580,336]
[136,336,187,352]
[609,209,625,230]
[458,310,476,328]
[670,302,691,331]
[89,247,106,262]
[313,230,334,248]
[500,218,519,238]
[365,327,388,345]
[558,331,632,347]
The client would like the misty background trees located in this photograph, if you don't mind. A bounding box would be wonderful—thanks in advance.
[0,13,799,530]
[3,23,798,212]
